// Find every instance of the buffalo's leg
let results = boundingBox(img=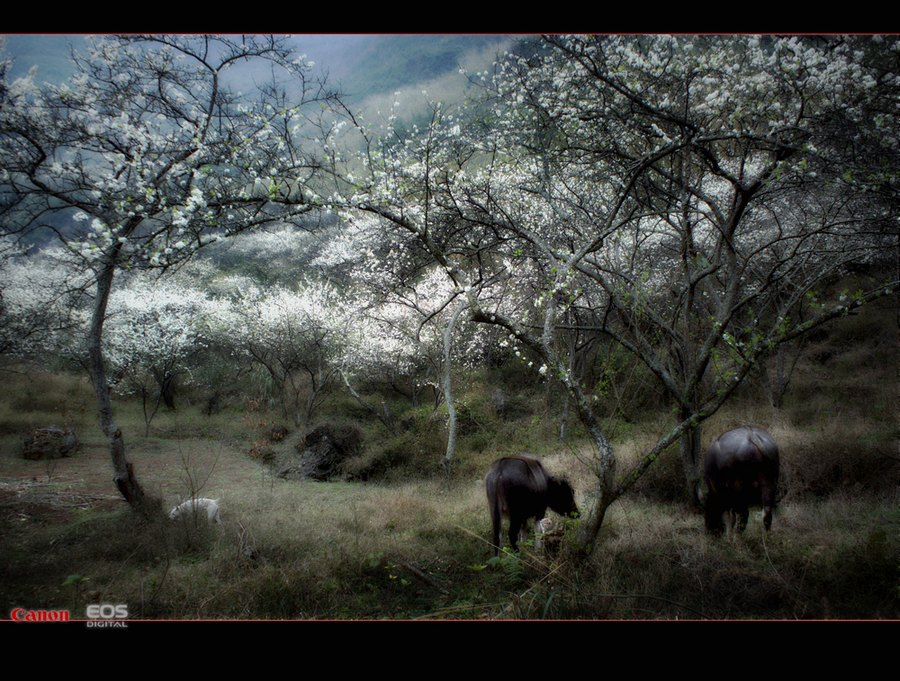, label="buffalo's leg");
[490,507,502,556]
[735,505,749,533]
[491,521,502,556]
[705,498,725,535]
[761,487,776,531]
[508,516,523,552]
[762,506,773,531]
